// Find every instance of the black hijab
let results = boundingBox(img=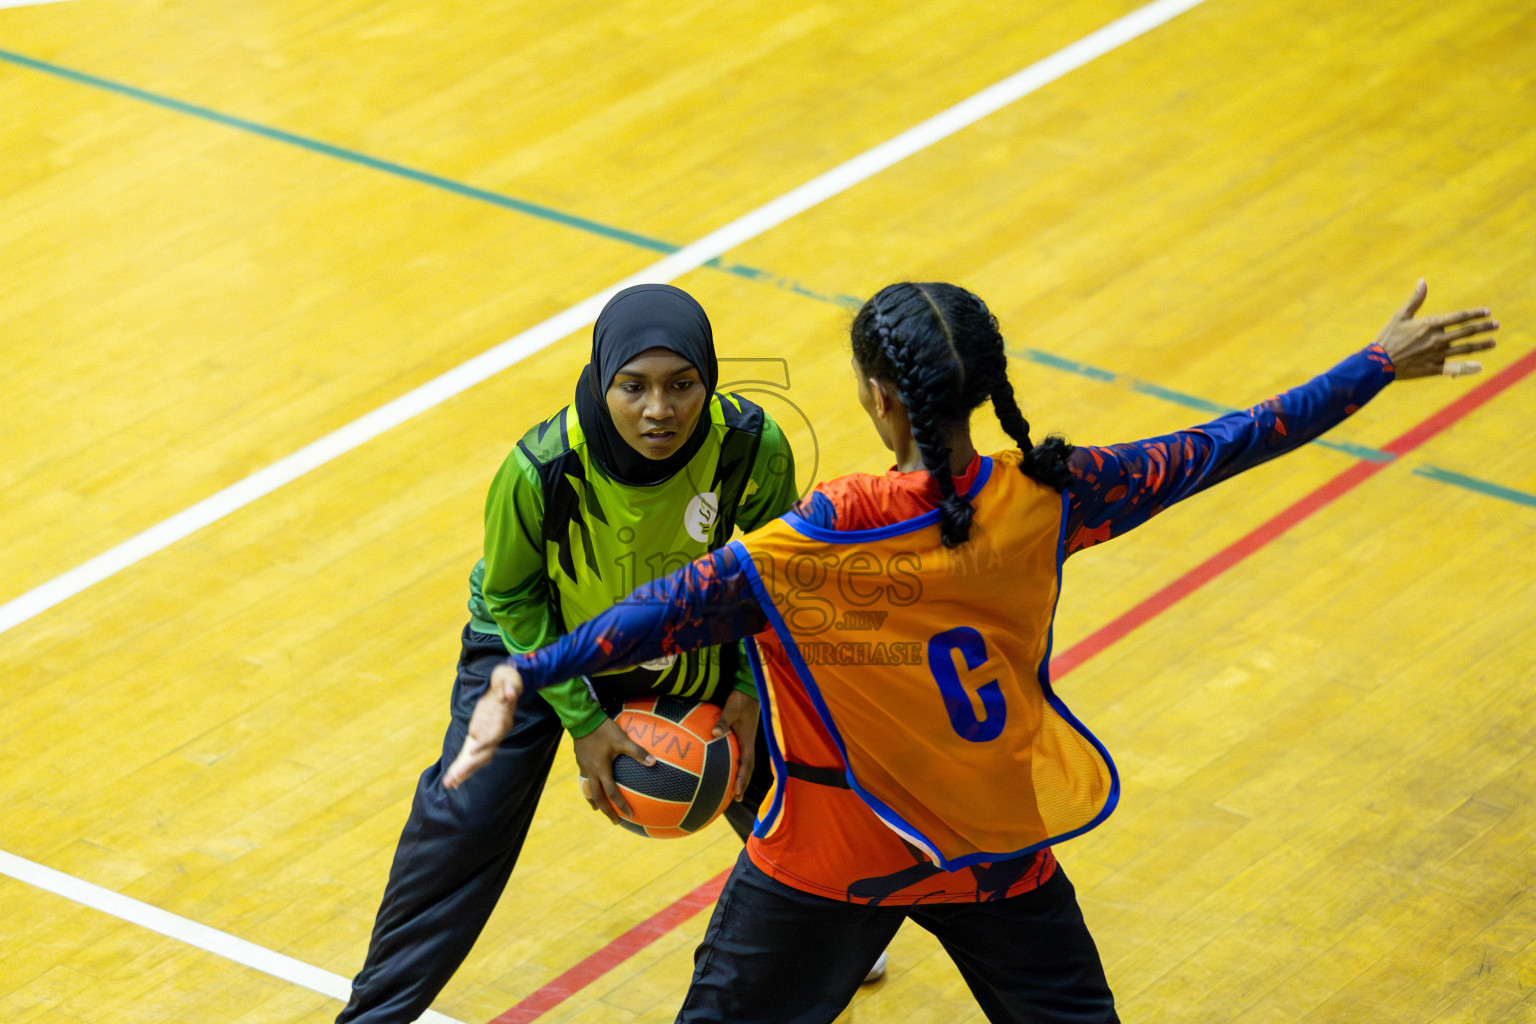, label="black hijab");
[574,284,719,486]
